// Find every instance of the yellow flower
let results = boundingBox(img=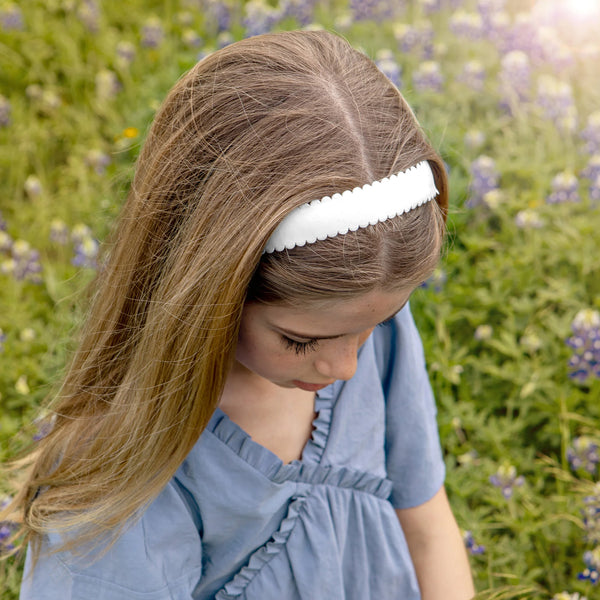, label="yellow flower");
[16,375,30,395]
[20,328,36,342]
[123,127,139,139]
